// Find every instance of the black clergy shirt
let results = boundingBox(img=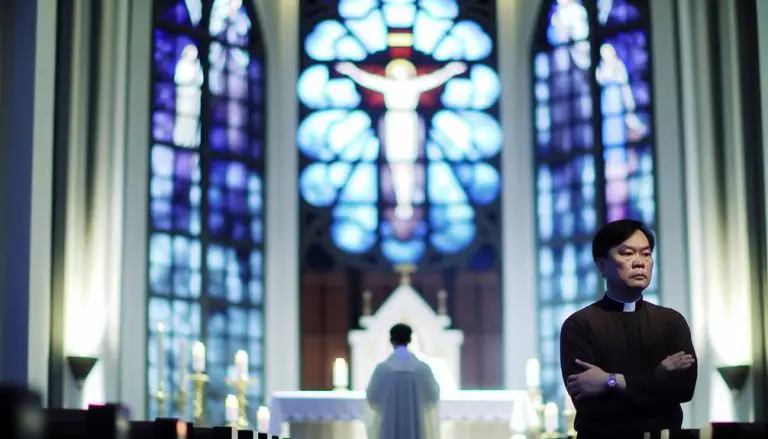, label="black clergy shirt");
[560,295,698,439]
